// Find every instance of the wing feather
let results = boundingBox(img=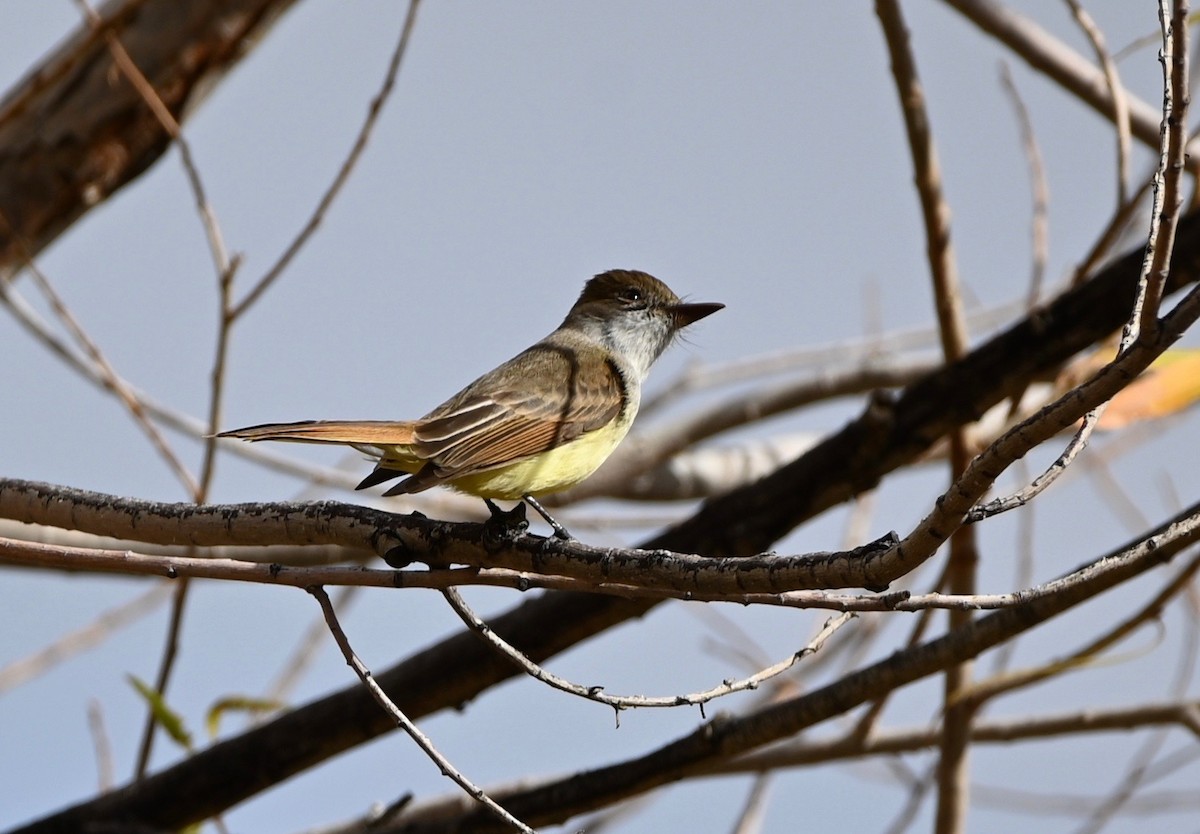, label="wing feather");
[408,343,626,483]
